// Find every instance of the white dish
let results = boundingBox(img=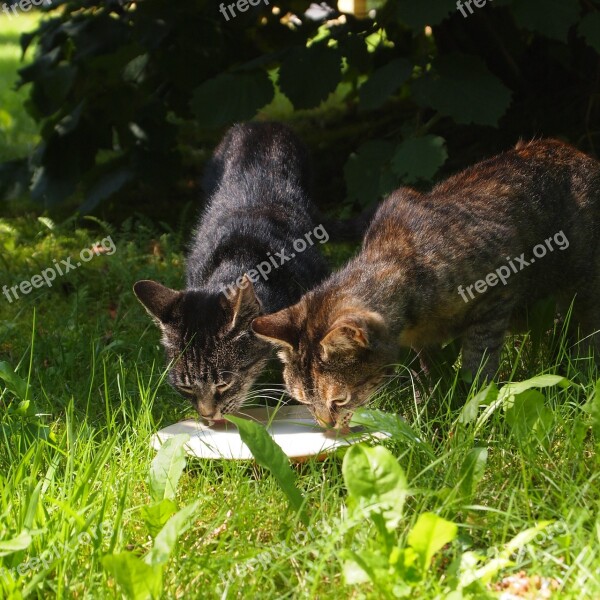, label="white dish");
[151,405,388,460]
